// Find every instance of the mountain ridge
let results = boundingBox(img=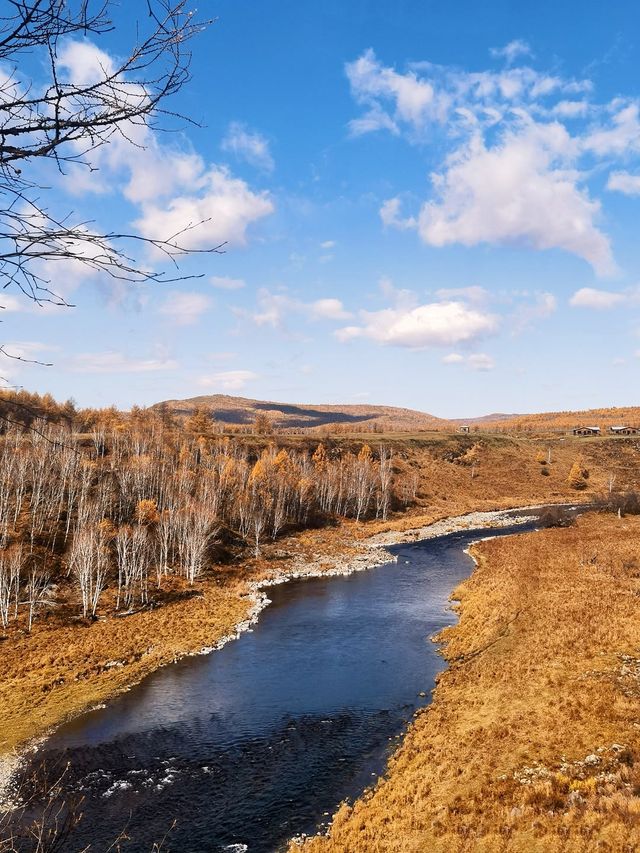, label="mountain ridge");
[152,394,640,434]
